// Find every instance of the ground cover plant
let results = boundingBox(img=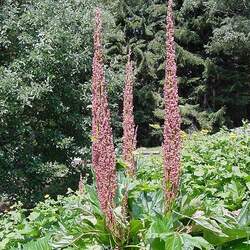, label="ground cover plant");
[0,126,249,249]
